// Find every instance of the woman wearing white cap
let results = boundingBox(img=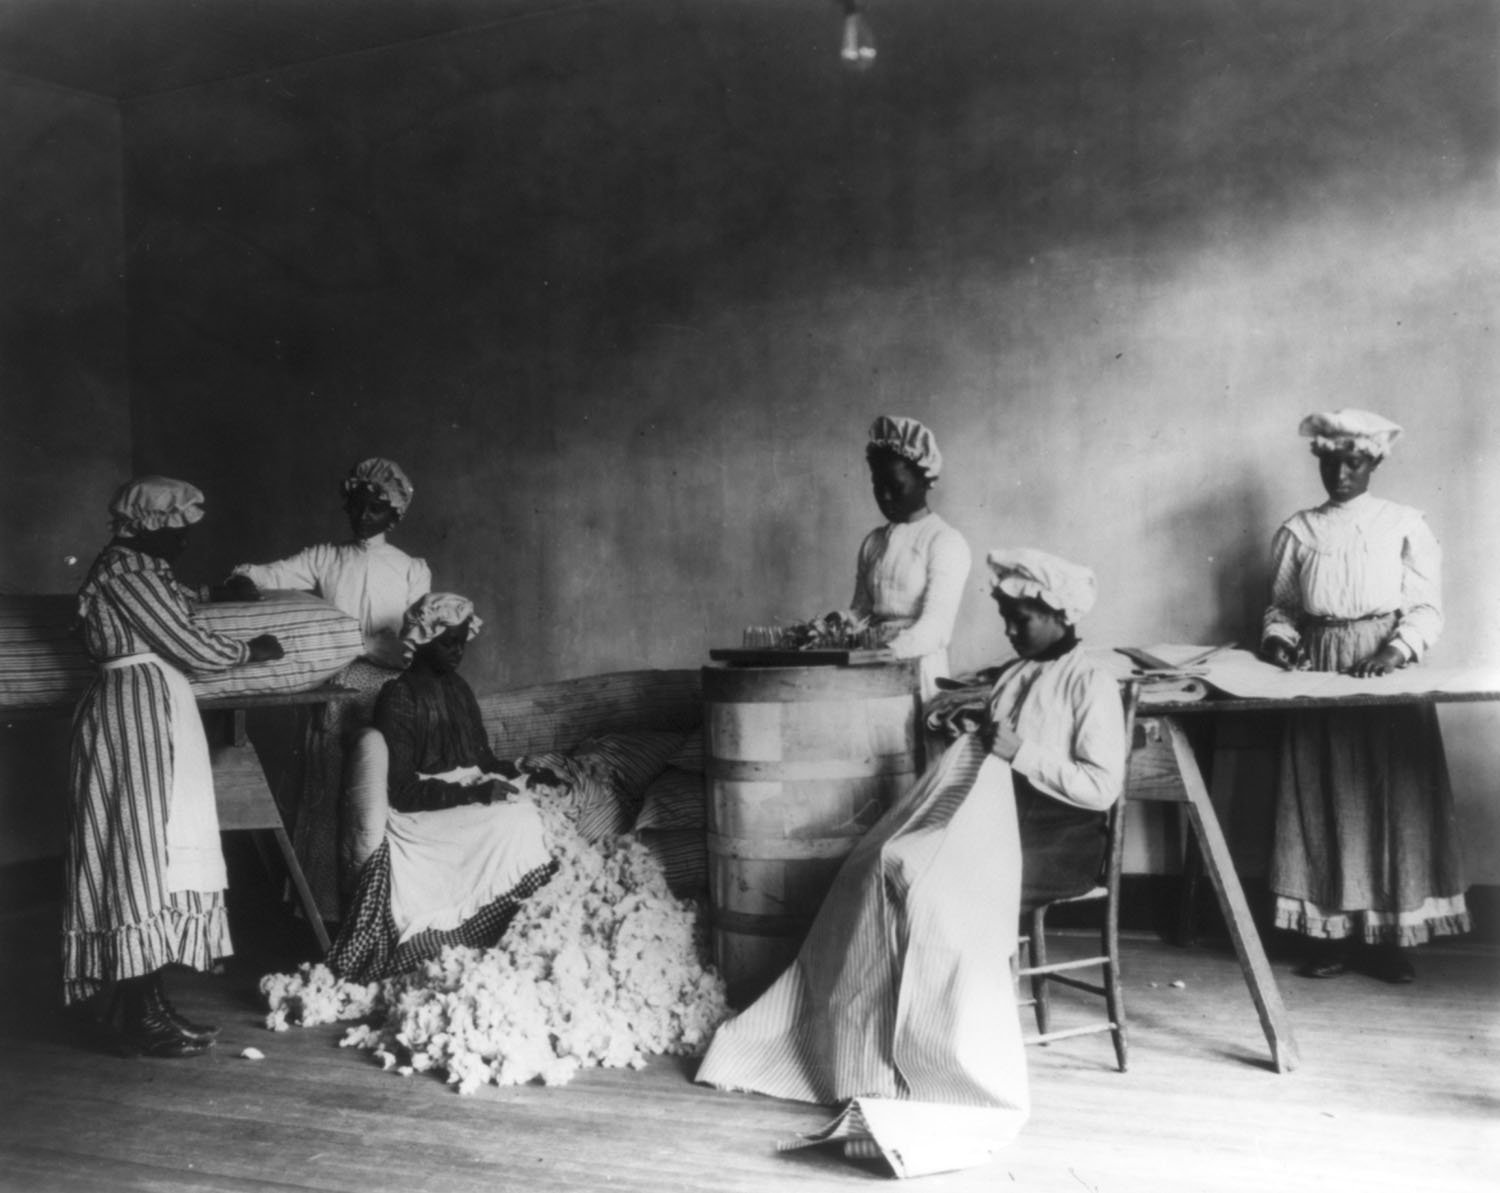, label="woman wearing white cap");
[67,477,284,1057]
[697,548,1127,1175]
[227,457,432,921]
[852,415,972,700]
[327,594,554,981]
[1260,410,1468,983]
